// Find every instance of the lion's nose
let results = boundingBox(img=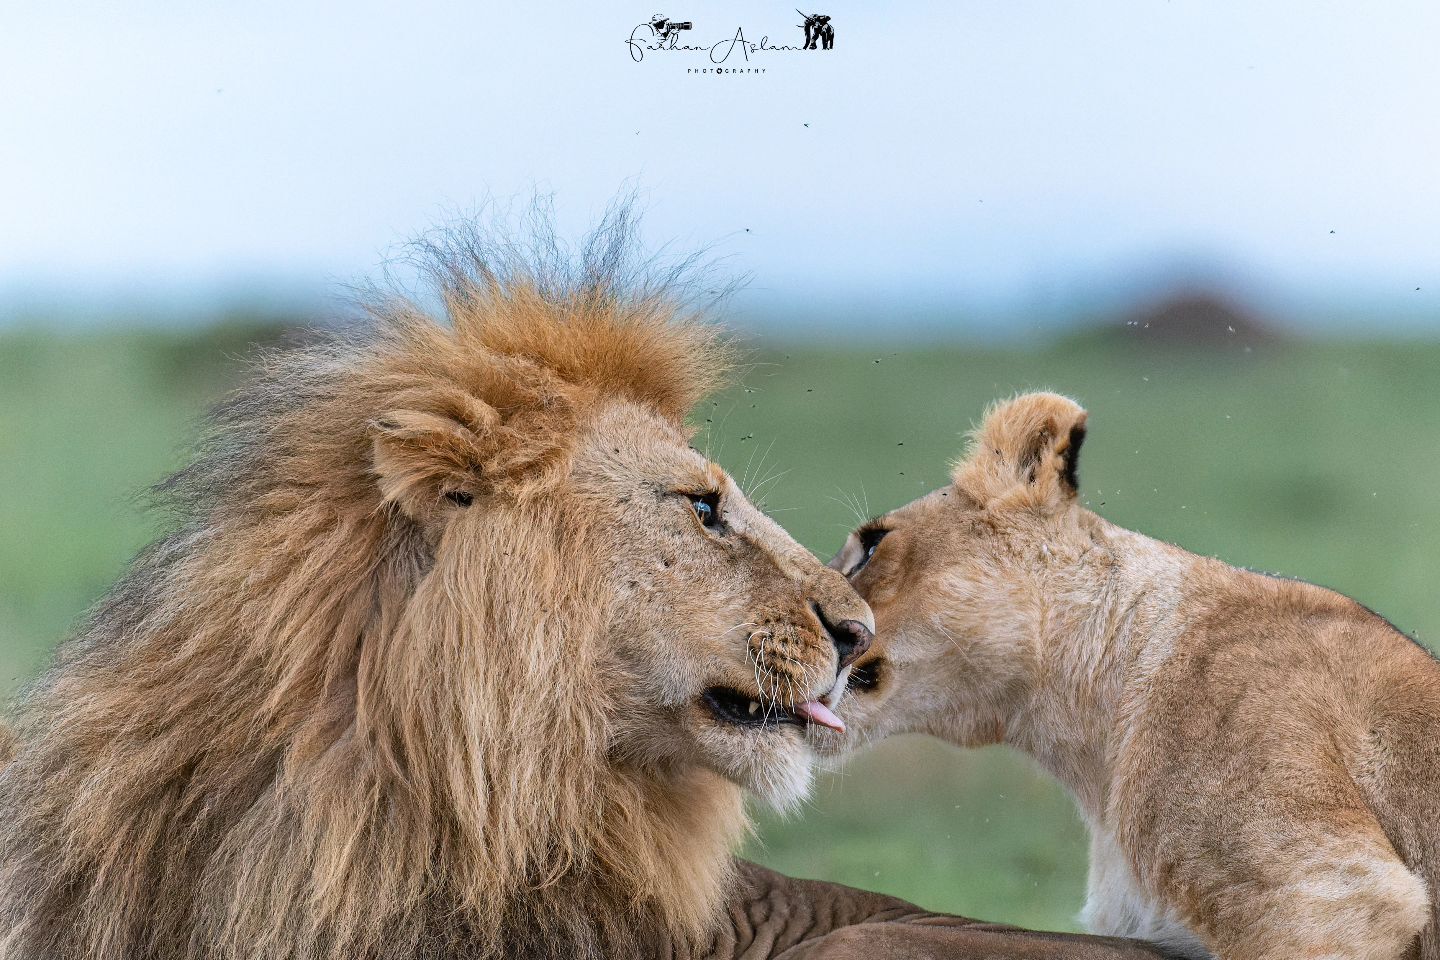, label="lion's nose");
[829,619,874,670]
[810,602,874,671]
